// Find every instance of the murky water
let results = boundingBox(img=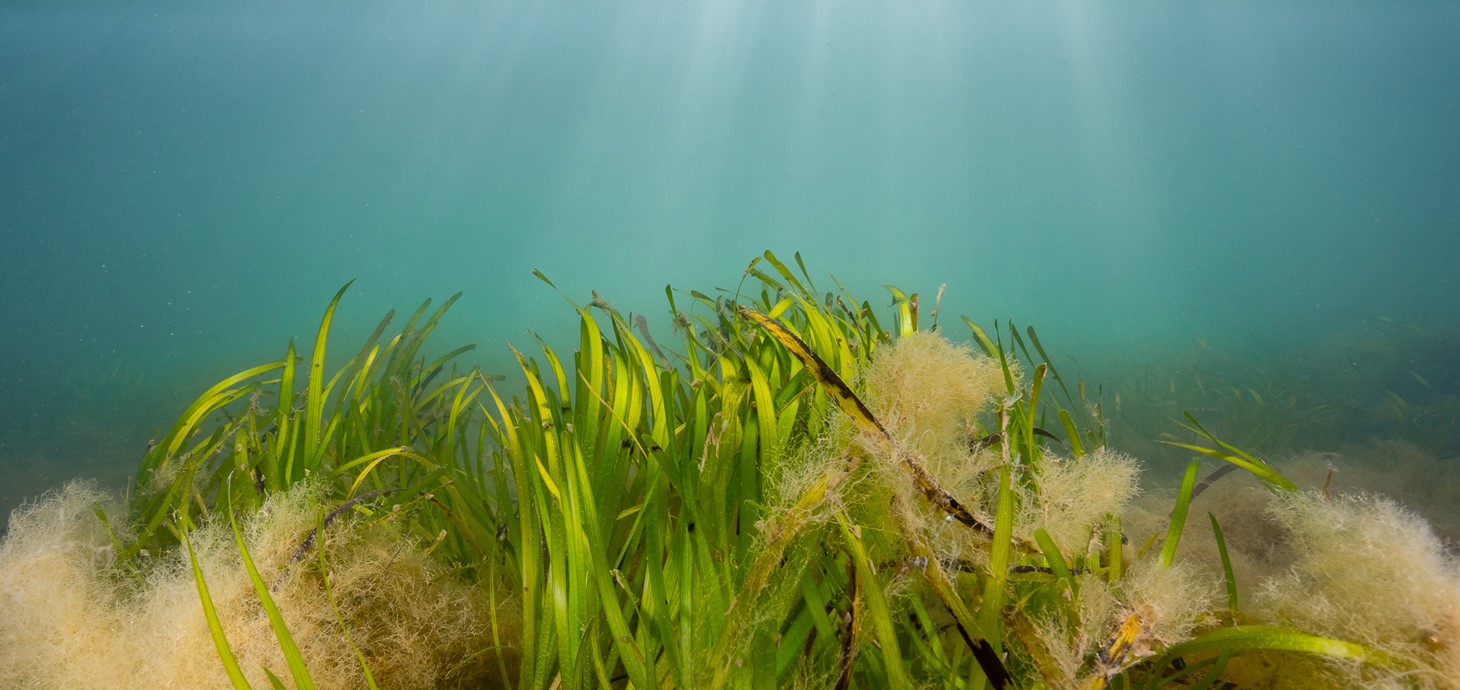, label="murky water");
[4,2,1458,529]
